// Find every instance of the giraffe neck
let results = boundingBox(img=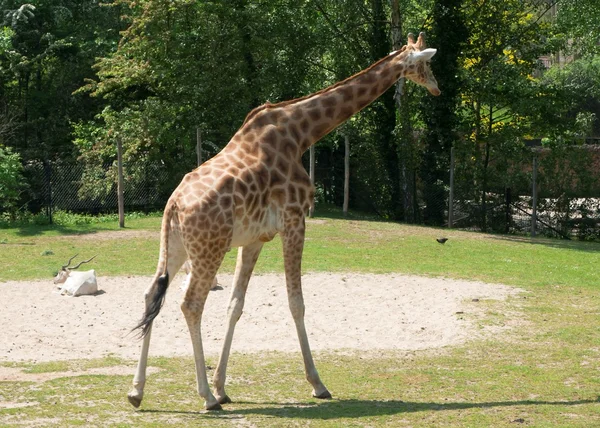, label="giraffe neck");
[234,47,413,158]
[287,47,412,153]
